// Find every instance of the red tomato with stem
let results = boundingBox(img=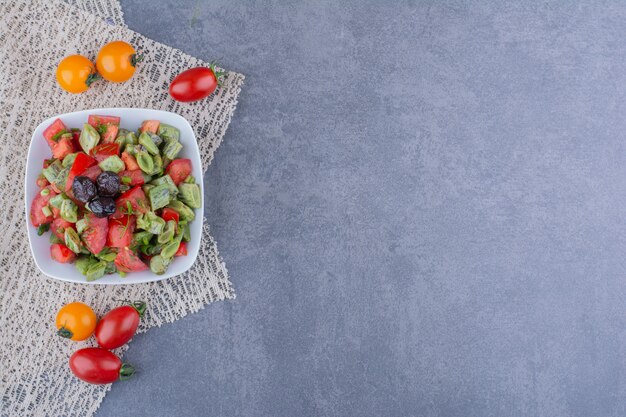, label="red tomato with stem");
[168,65,226,102]
[95,301,146,349]
[69,348,134,384]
